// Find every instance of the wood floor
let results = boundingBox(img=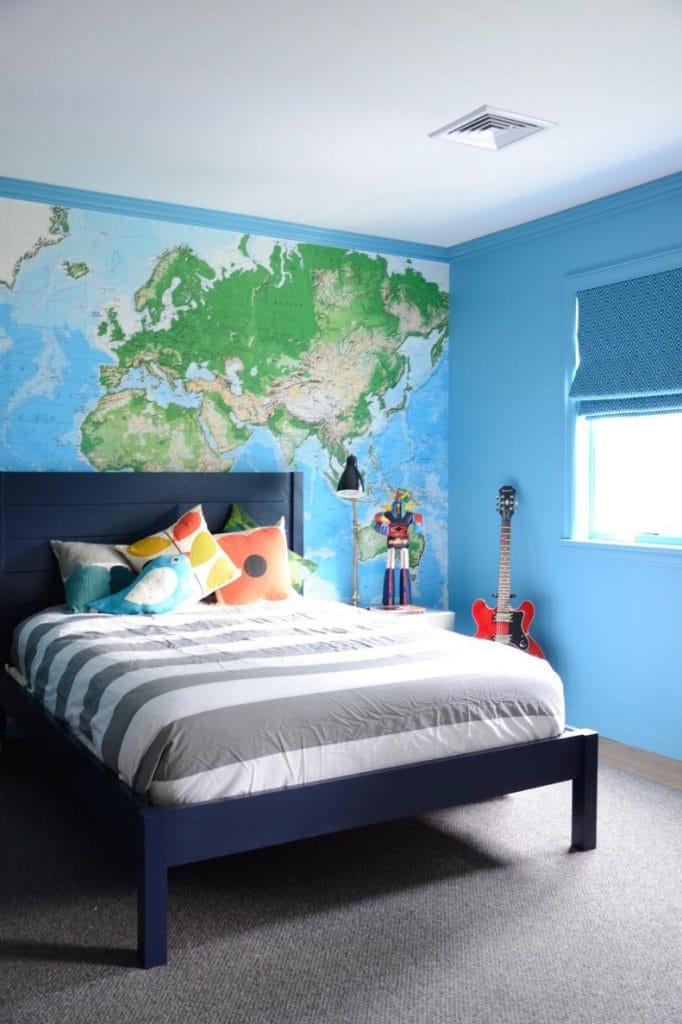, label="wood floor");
[599,737,682,790]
